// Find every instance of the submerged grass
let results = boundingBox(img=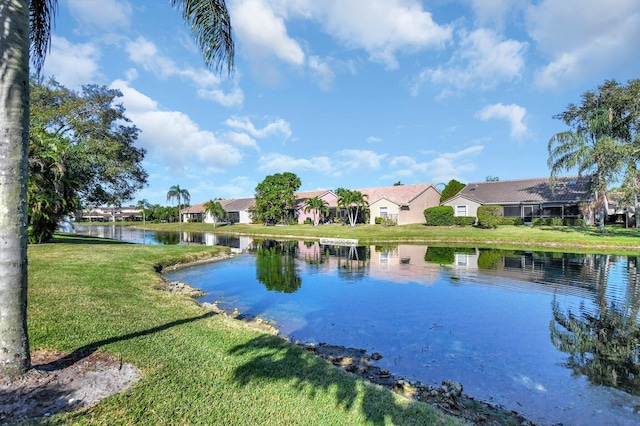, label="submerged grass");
[27,234,464,425]
[127,222,640,255]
